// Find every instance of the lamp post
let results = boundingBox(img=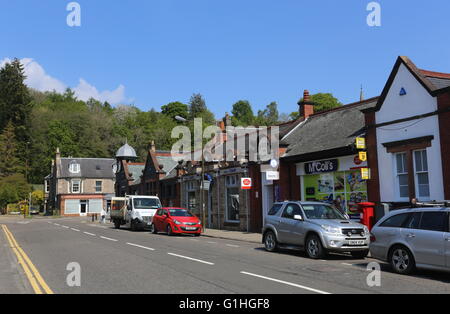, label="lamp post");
[175,116,207,231]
